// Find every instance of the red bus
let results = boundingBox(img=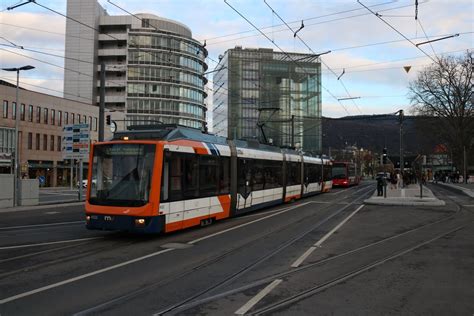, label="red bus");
[331,161,360,187]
